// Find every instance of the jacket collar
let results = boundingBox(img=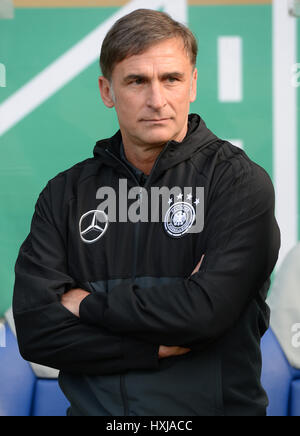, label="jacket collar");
[93,114,220,183]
